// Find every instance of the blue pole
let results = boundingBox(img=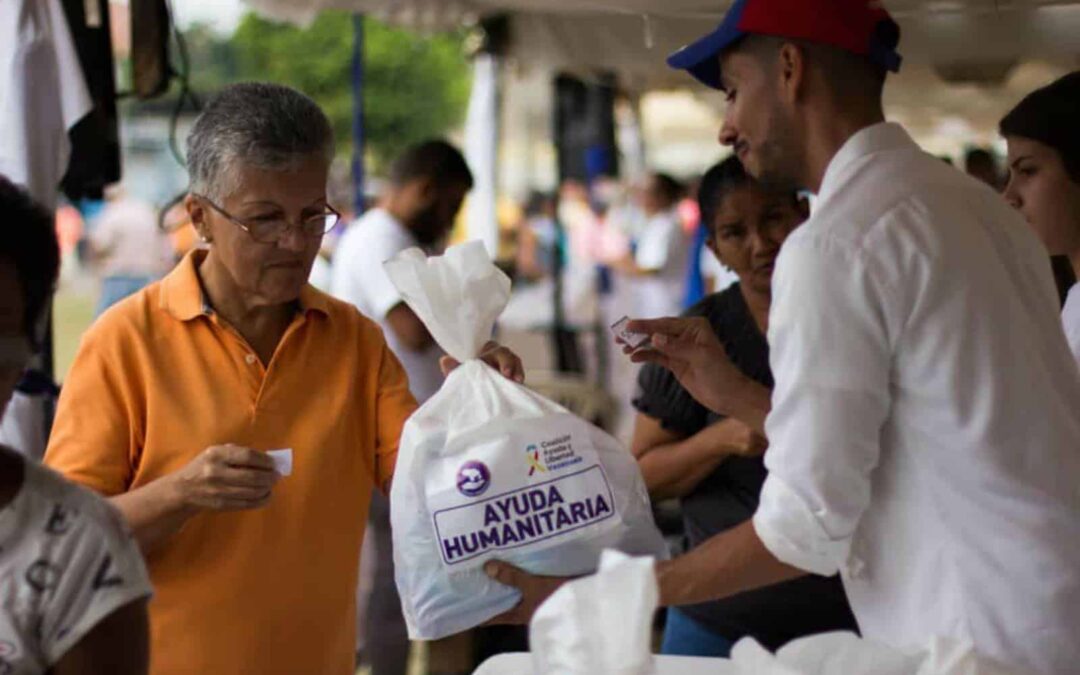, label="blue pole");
[351,14,365,216]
